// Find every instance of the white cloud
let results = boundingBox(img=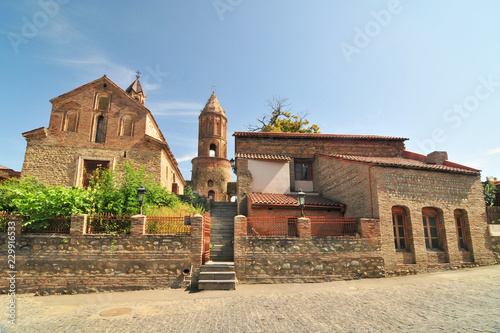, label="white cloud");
[486,147,500,155]
[148,101,203,117]
[176,153,197,163]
